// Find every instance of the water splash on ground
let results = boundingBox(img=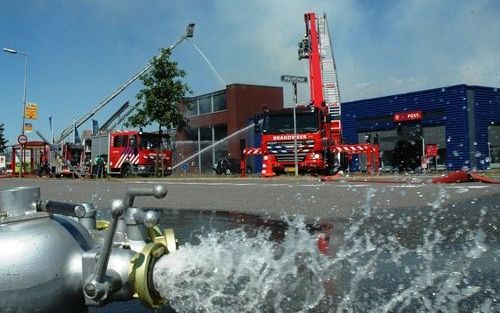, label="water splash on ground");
[153,190,499,312]
[154,216,327,312]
